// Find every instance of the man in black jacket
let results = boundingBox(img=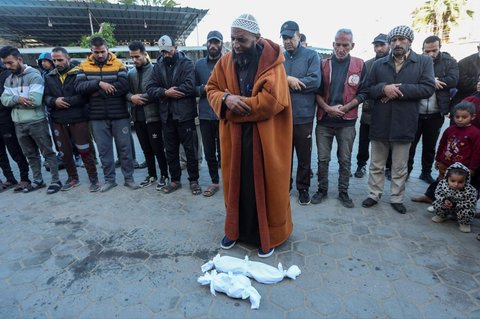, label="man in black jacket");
[44,47,99,192]
[75,37,138,192]
[0,60,30,192]
[408,36,459,186]
[146,35,200,195]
